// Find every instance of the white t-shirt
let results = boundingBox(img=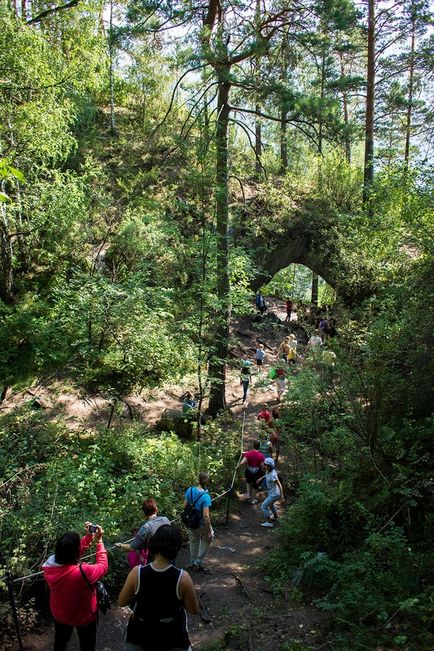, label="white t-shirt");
[265,469,280,498]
